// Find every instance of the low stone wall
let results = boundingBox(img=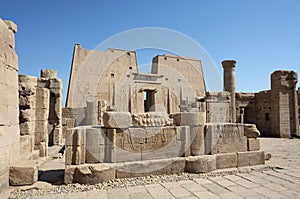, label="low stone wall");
[65,113,265,184]
[65,151,266,184]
